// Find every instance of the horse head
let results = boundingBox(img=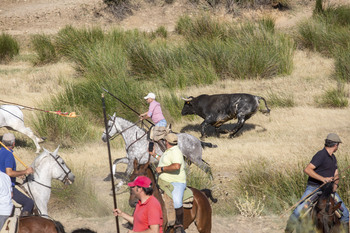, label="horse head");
[313,182,341,233]
[101,113,122,142]
[34,146,75,185]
